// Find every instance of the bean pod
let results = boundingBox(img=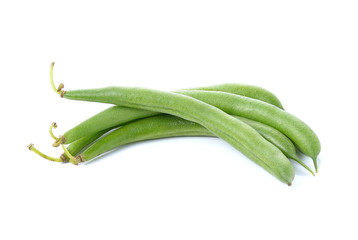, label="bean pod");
[176,90,321,171]
[54,84,284,146]
[60,86,295,184]
[62,114,313,175]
